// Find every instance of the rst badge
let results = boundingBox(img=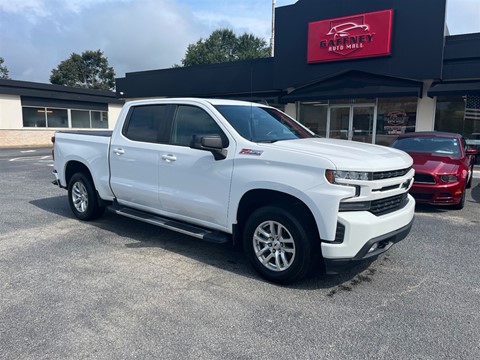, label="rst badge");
[239,149,263,156]
[307,9,393,63]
